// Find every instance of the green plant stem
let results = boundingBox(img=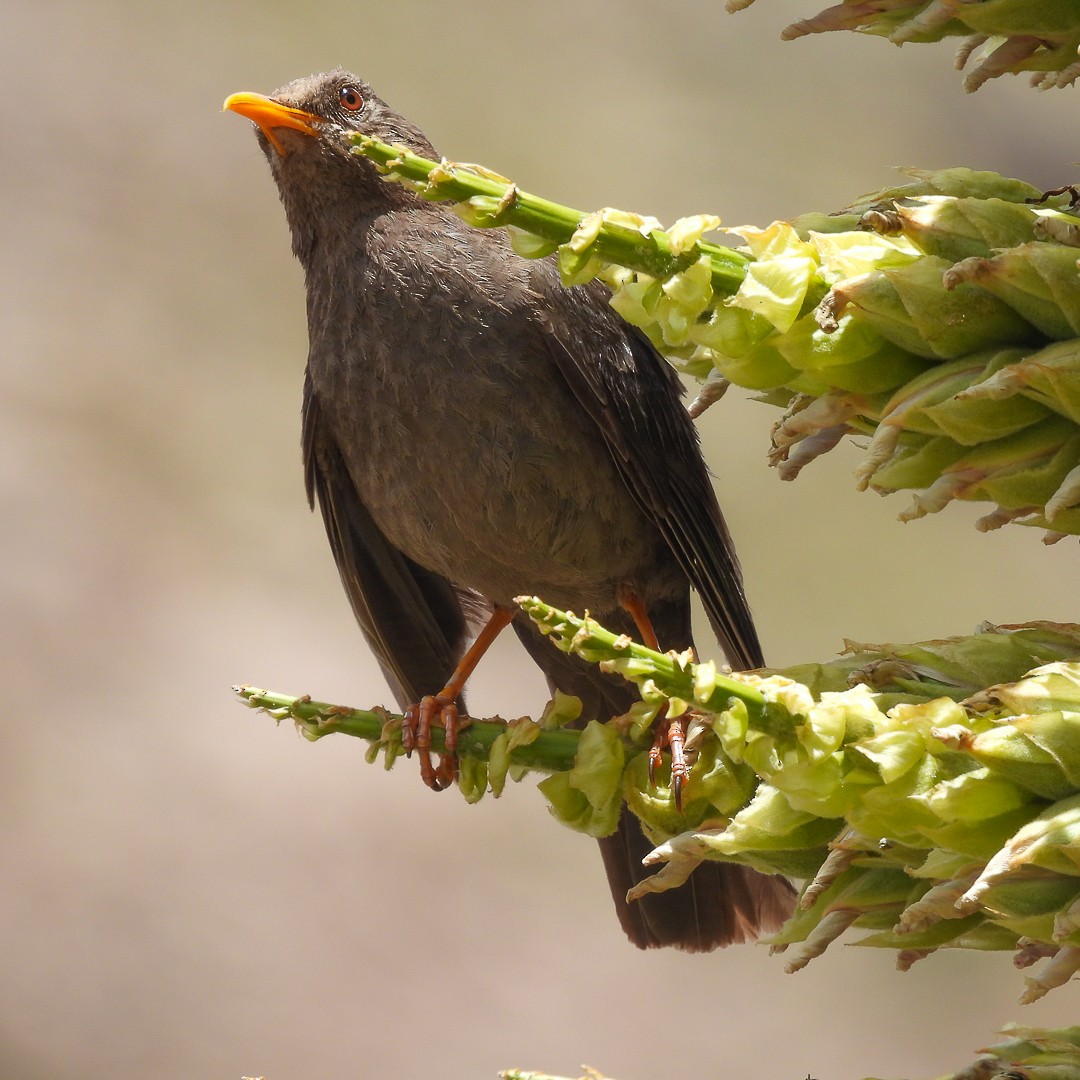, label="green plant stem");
[515,595,770,721]
[235,600,777,771]
[349,133,750,294]
[233,685,581,772]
